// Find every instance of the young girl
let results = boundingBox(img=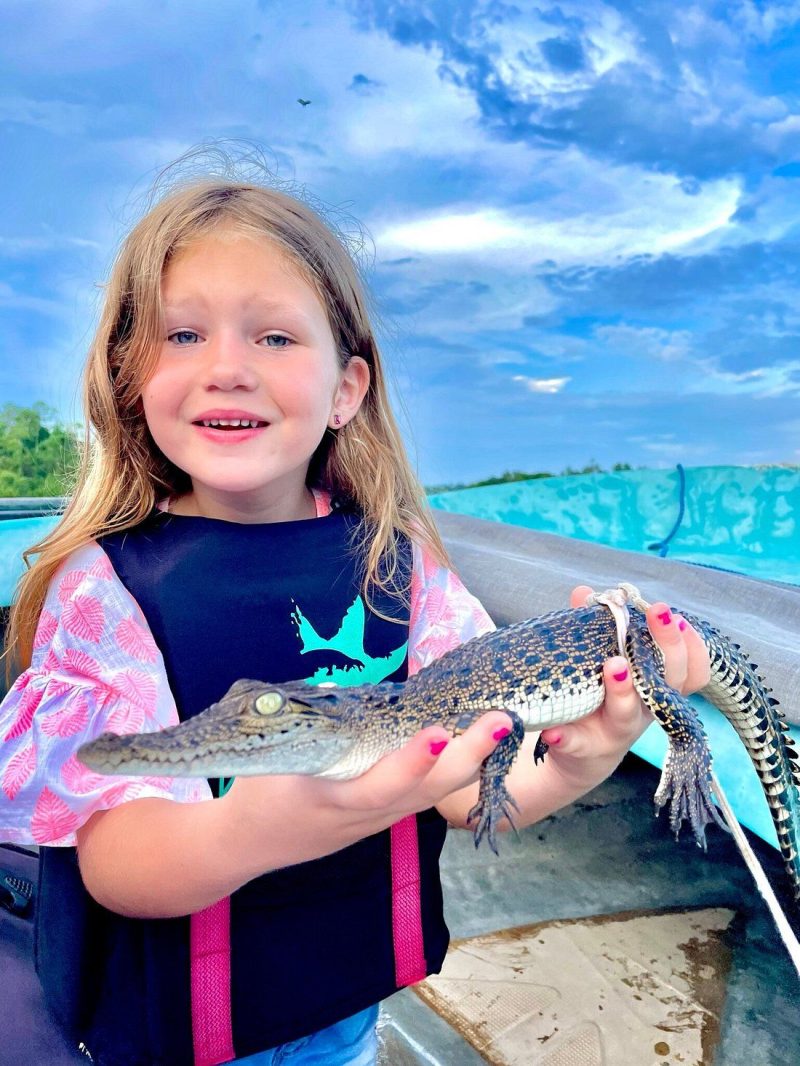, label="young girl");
[0,177,709,1066]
